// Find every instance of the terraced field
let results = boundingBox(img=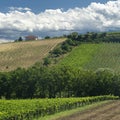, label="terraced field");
[0,38,66,71]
